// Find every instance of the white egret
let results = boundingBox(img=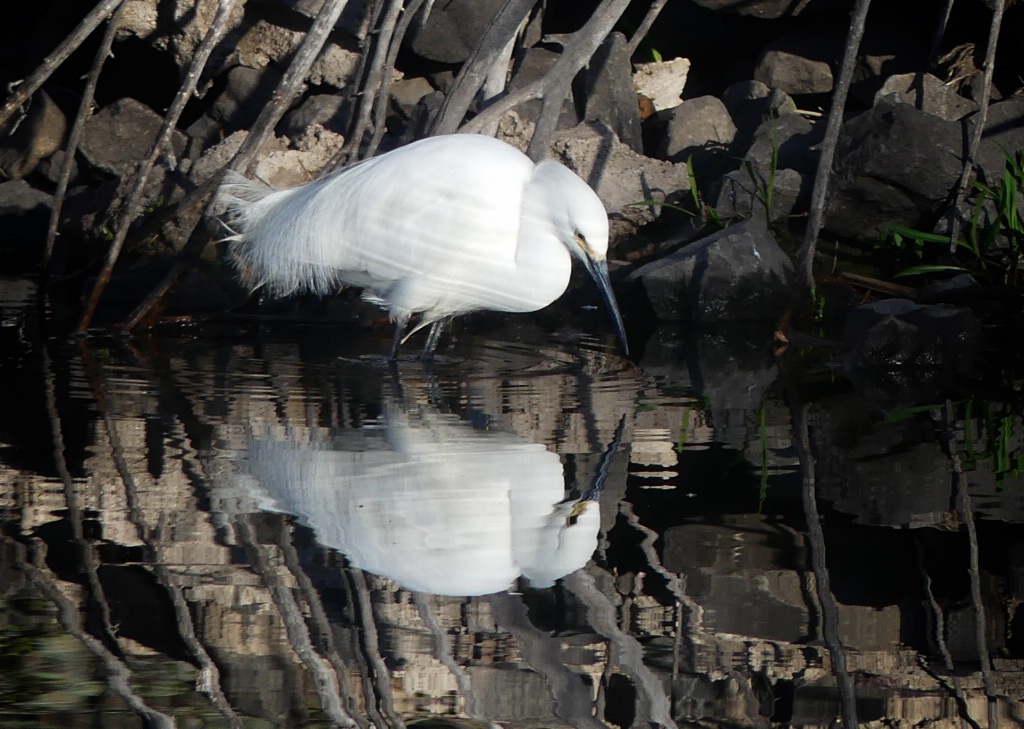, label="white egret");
[219,134,628,358]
